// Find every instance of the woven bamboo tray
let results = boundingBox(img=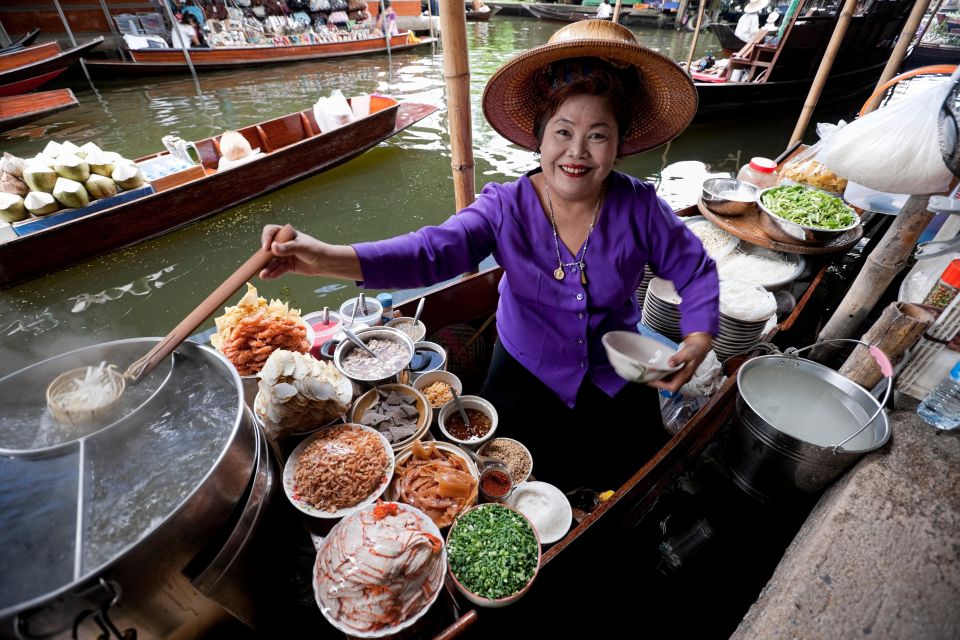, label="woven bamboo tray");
[697,198,862,255]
